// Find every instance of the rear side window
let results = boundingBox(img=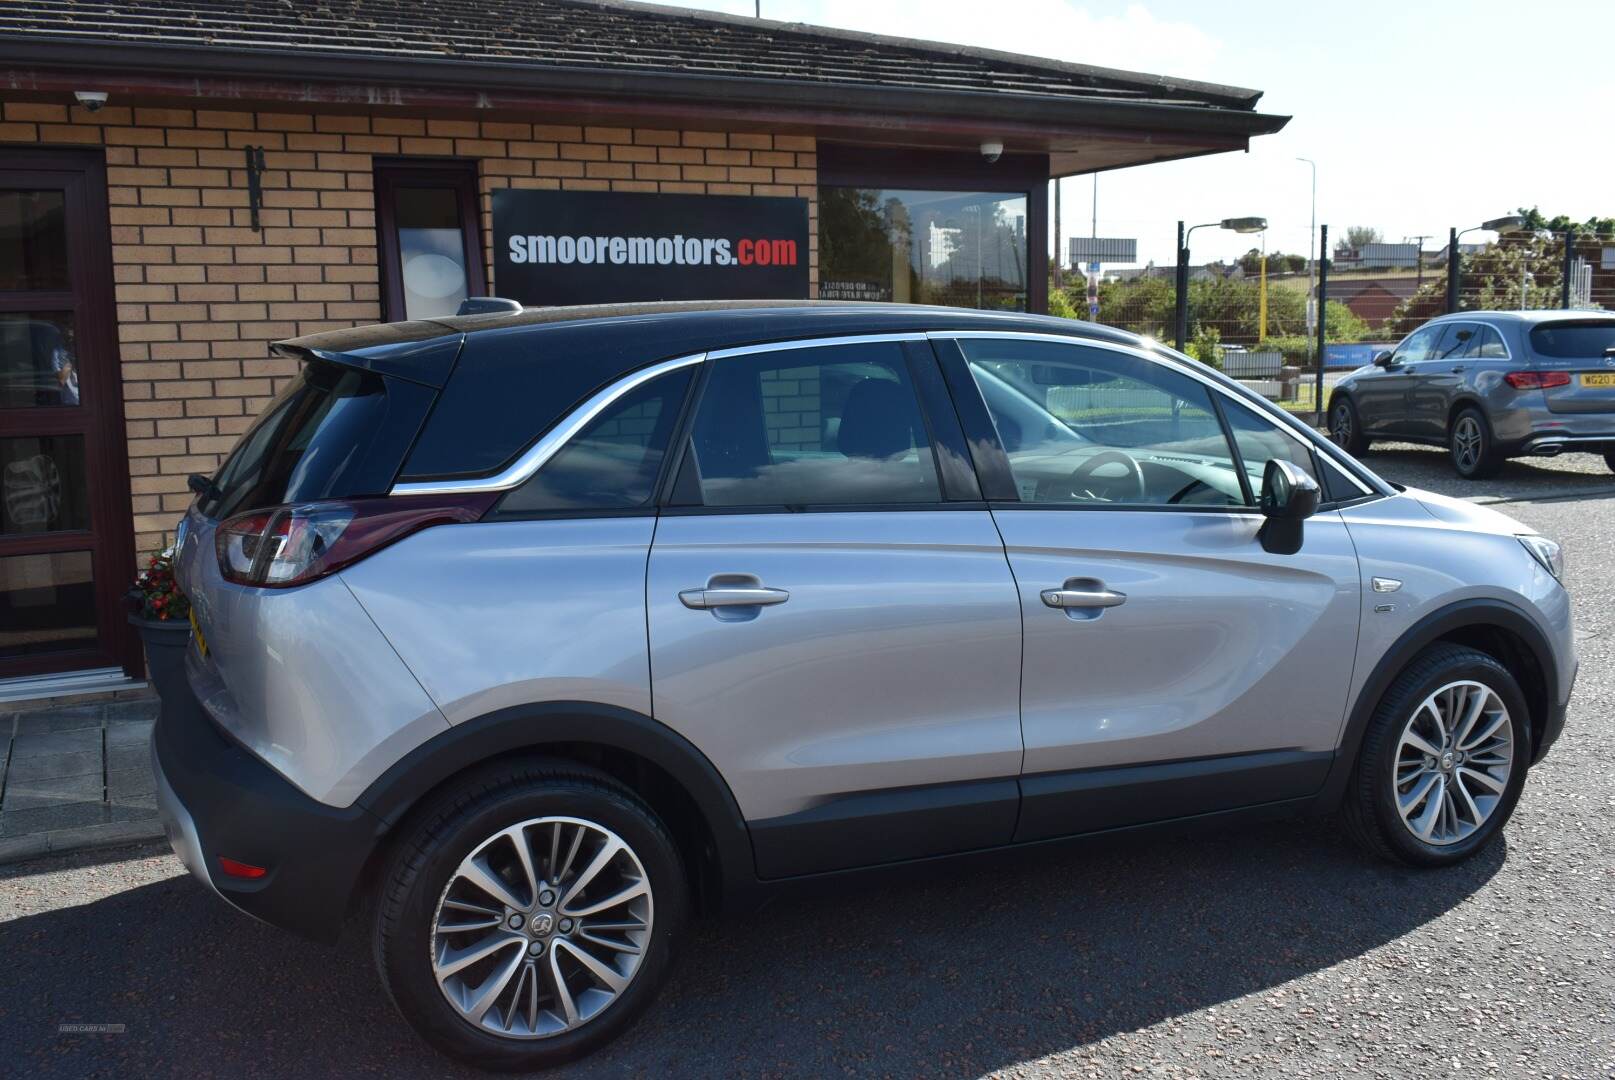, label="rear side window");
[683,341,940,507]
[1469,325,1508,358]
[199,359,424,519]
[1530,321,1615,358]
[496,367,692,514]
